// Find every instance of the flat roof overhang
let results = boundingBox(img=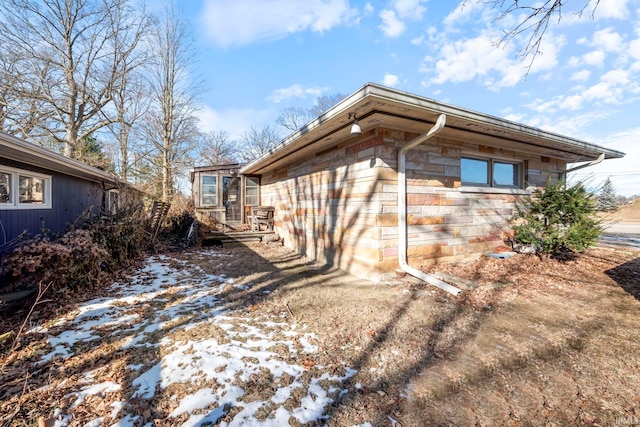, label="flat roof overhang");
[241,83,625,175]
[0,131,119,185]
